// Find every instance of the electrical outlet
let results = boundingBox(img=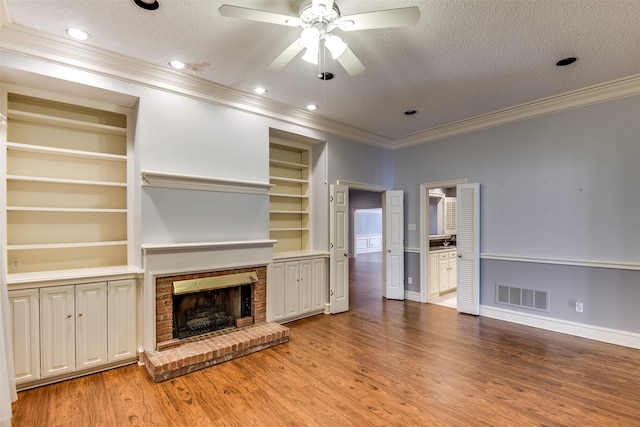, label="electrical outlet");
[10,259,20,270]
[575,299,584,313]
[408,224,416,231]
[407,276,413,285]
